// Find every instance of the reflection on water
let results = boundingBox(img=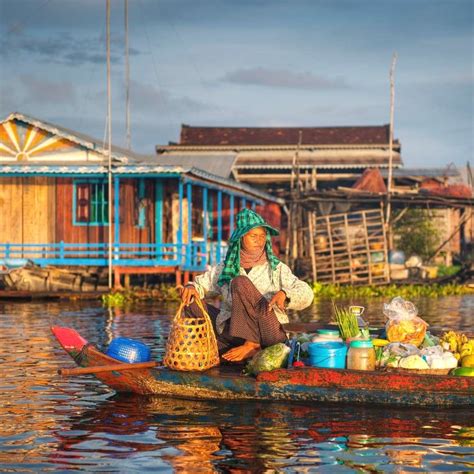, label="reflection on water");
[0,297,473,472]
